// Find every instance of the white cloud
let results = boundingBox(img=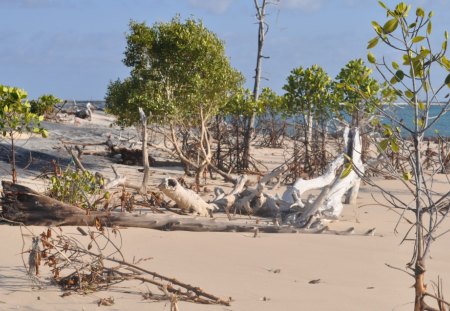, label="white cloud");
[187,0,235,14]
[279,0,325,12]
